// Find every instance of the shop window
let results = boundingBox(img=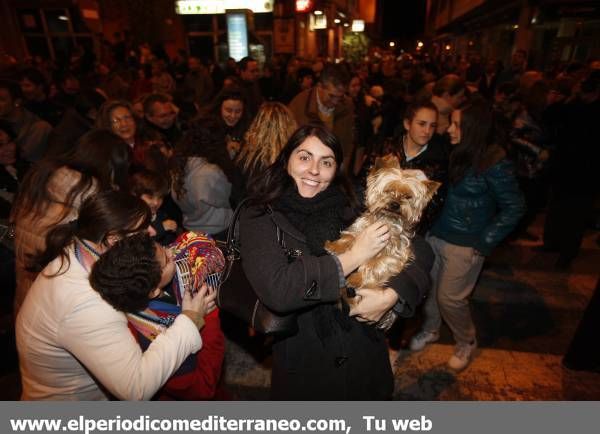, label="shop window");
[217,14,227,32]
[18,9,44,33]
[51,37,74,63]
[69,8,91,33]
[254,13,273,31]
[183,15,213,32]
[44,9,70,33]
[189,36,214,59]
[17,7,93,62]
